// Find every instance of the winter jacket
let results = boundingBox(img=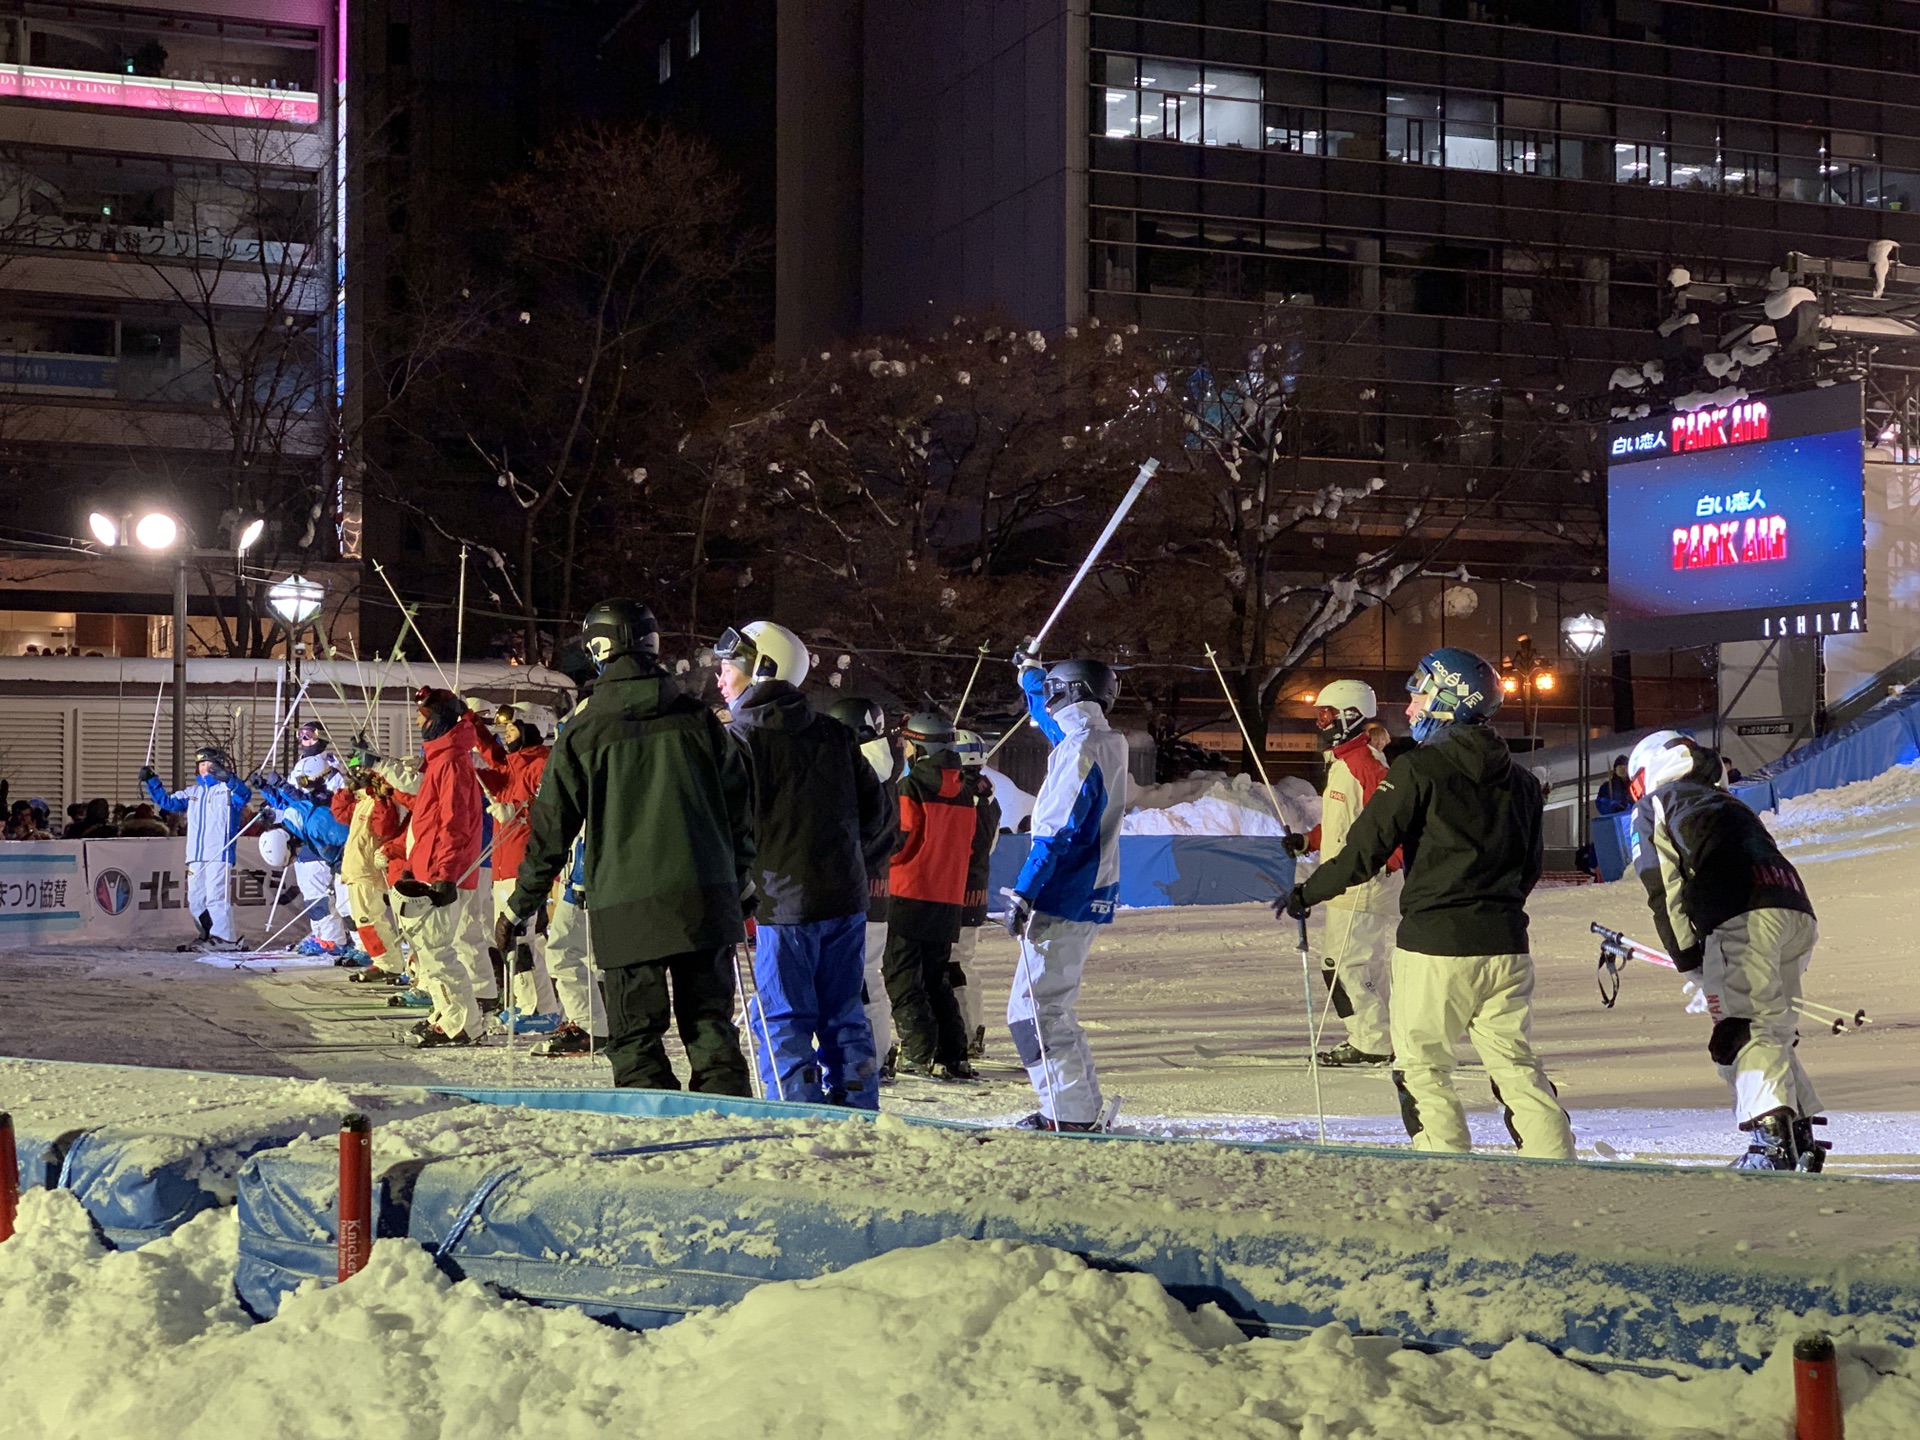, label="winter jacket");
[510,657,753,966]
[474,732,550,881]
[727,679,892,926]
[960,770,1002,927]
[889,754,982,943]
[1595,773,1634,816]
[404,712,487,888]
[260,782,348,868]
[144,772,252,866]
[1310,732,1402,915]
[1298,722,1543,957]
[1012,666,1127,924]
[292,747,345,794]
[1629,779,1813,972]
[331,788,402,887]
[865,770,900,924]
